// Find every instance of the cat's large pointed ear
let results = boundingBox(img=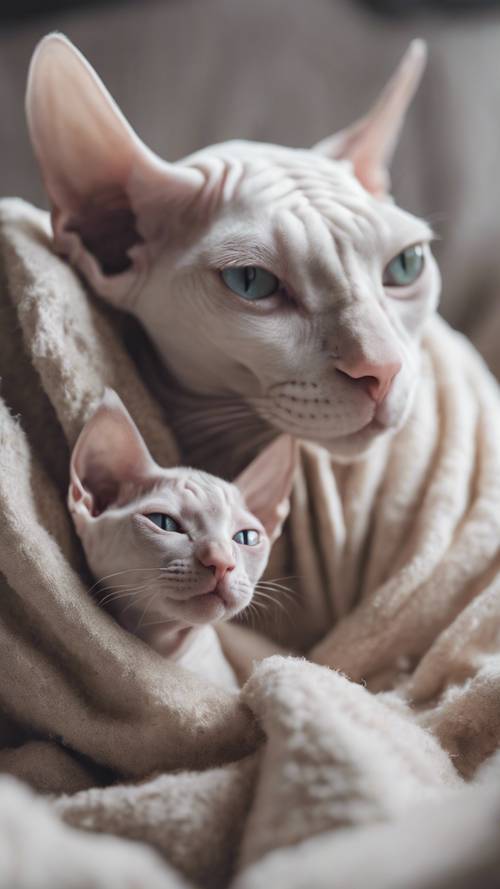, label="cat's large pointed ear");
[69,389,158,523]
[26,34,204,307]
[313,39,427,197]
[234,436,298,544]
